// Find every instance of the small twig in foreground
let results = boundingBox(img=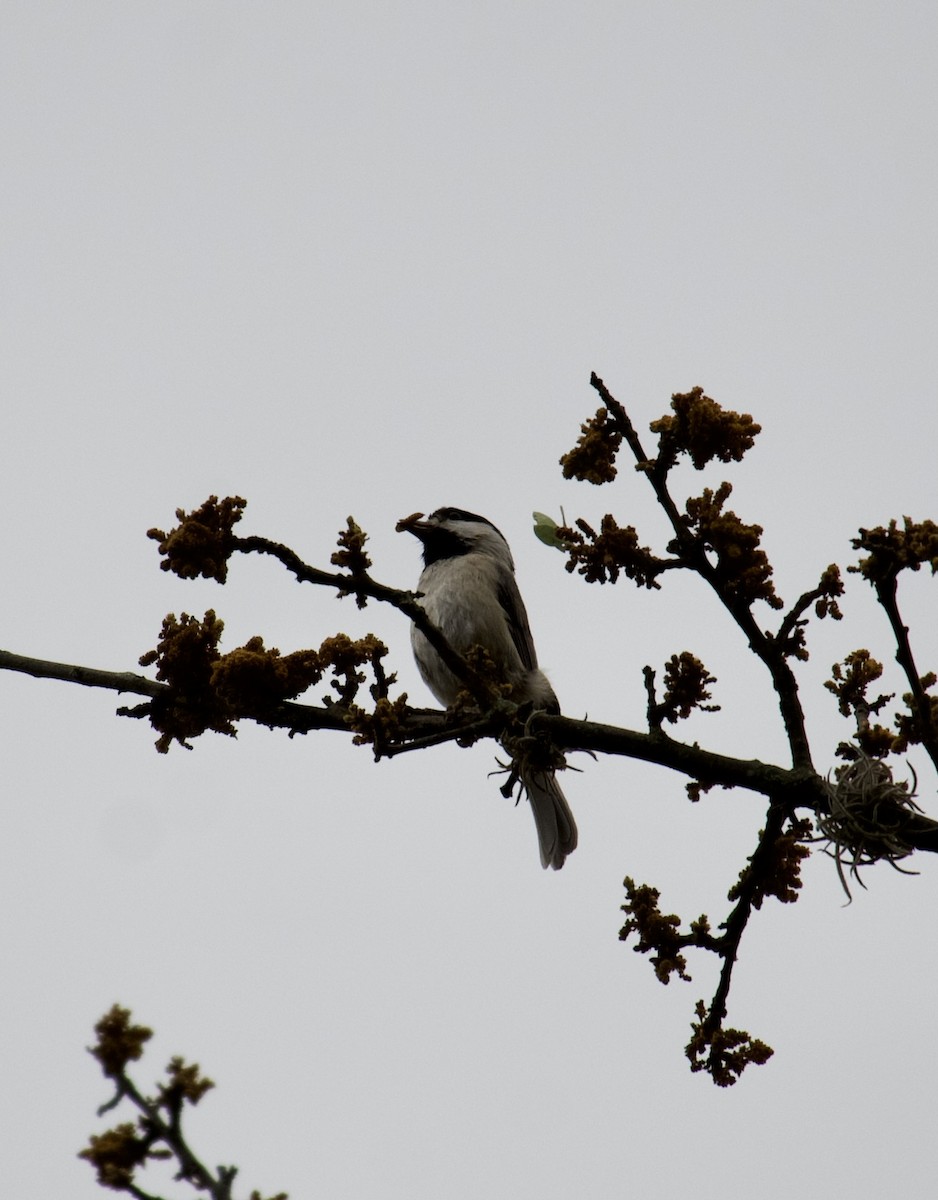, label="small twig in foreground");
[80,1005,287,1200]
